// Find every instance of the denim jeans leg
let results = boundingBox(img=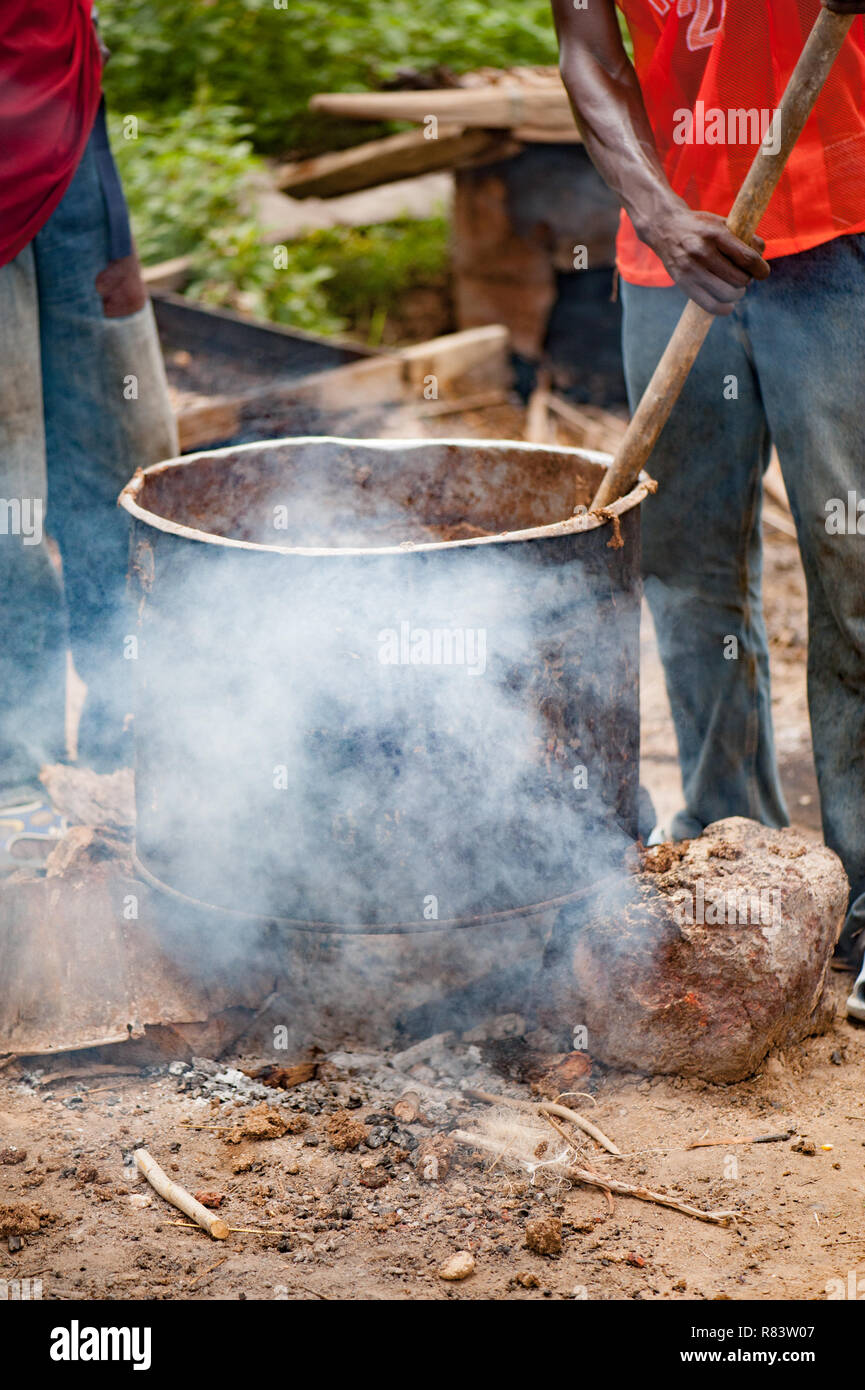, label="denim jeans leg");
[0,243,68,792]
[744,234,865,960]
[32,135,178,771]
[621,279,788,839]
